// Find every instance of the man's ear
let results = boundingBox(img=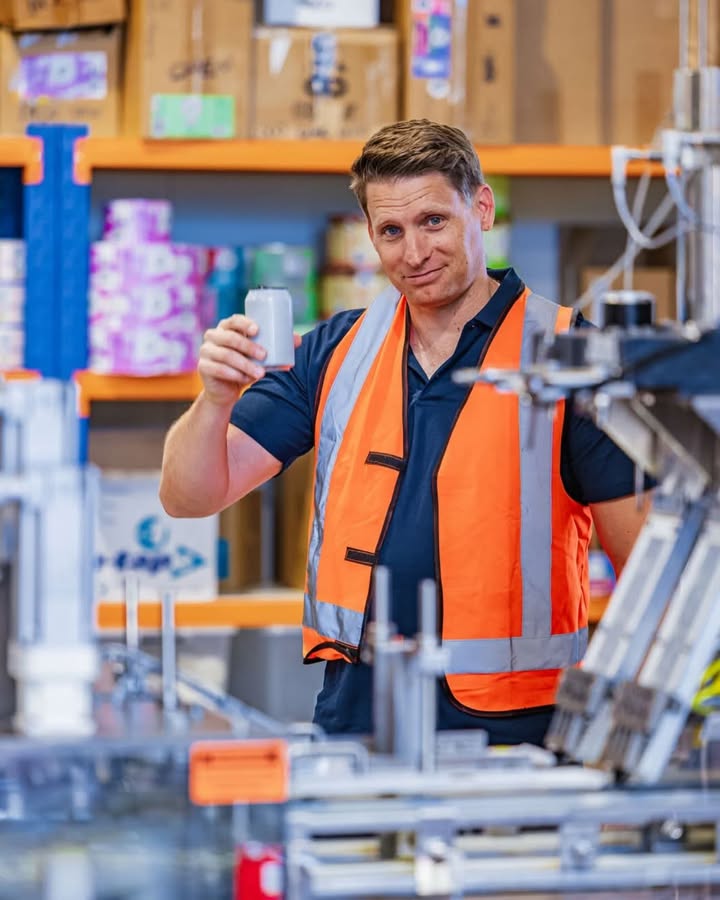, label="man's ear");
[476,183,496,232]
